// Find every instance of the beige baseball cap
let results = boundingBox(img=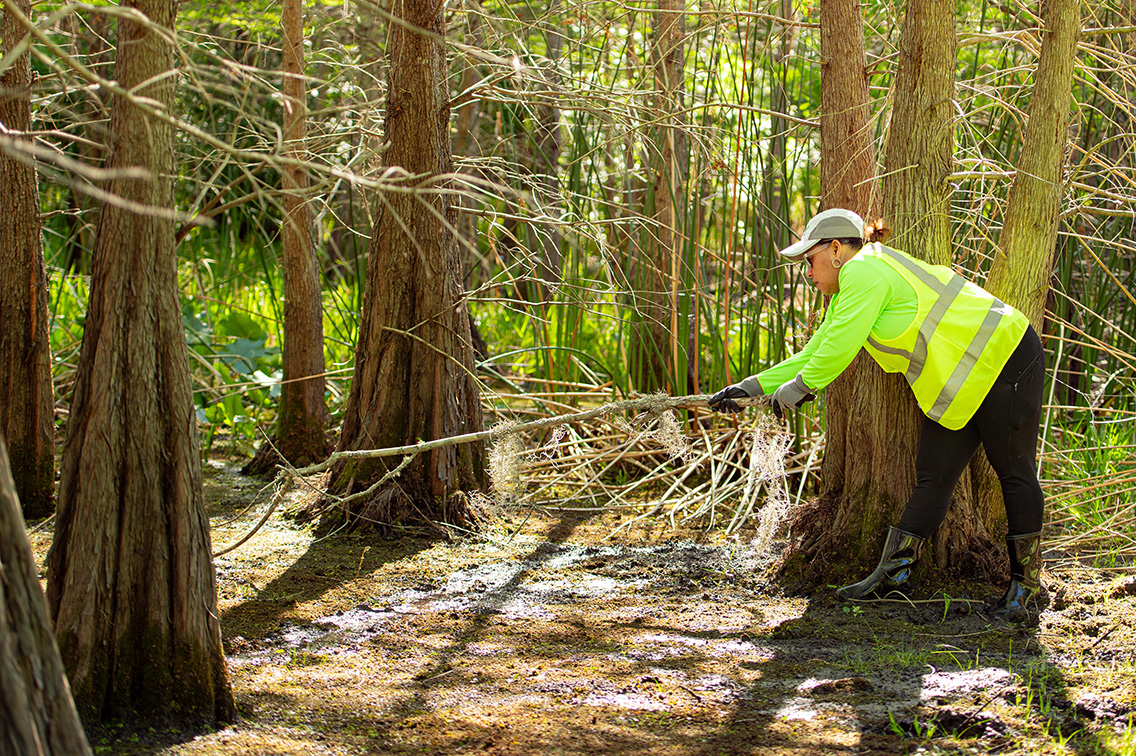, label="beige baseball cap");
[778,208,865,260]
